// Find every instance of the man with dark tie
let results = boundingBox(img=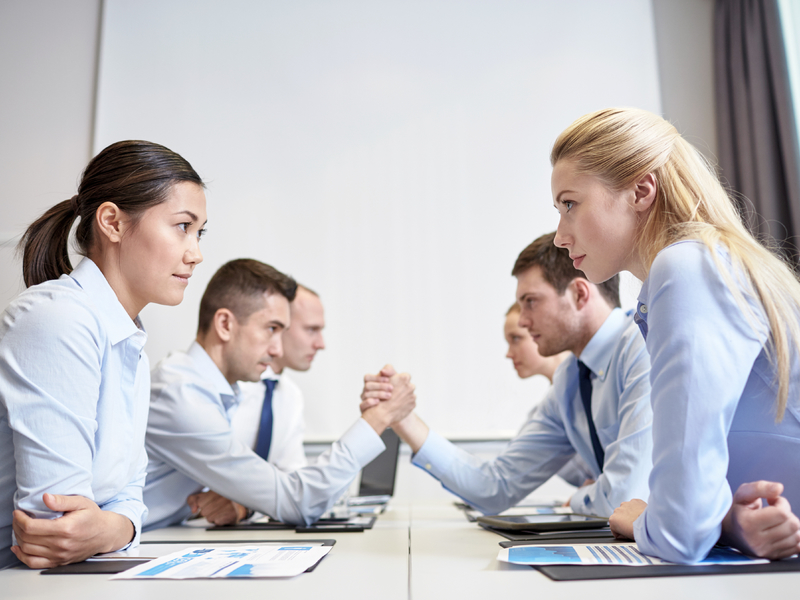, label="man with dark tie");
[142,259,416,530]
[229,285,326,473]
[362,233,653,517]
